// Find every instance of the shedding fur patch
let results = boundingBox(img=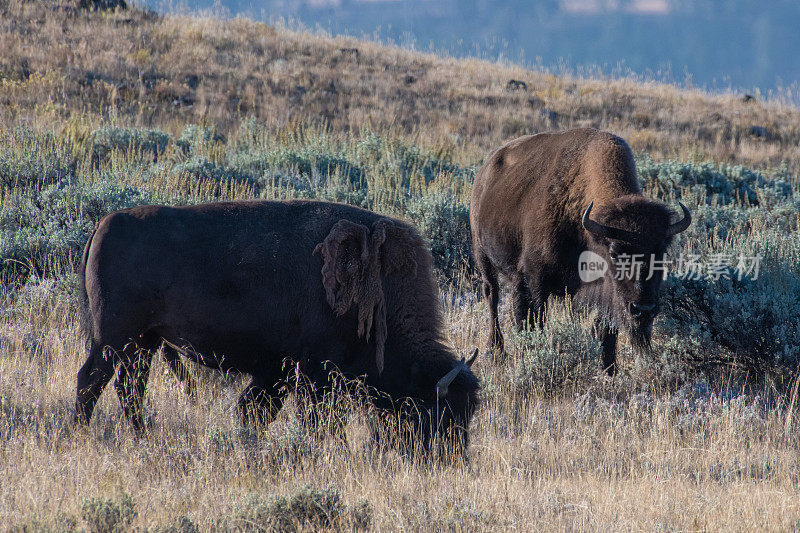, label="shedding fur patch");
[314,218,394,373]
